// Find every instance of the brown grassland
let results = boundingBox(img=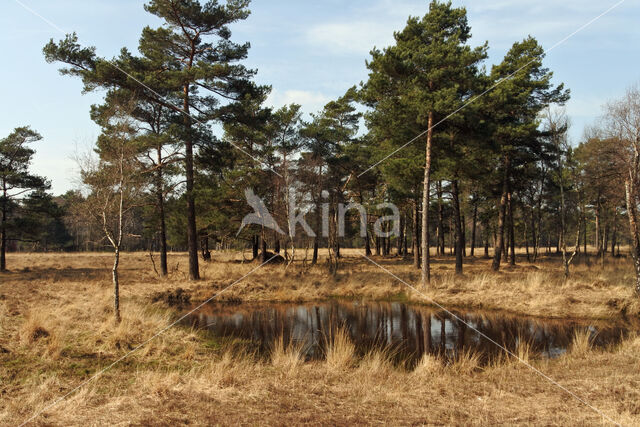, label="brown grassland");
[1,250,640,425]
